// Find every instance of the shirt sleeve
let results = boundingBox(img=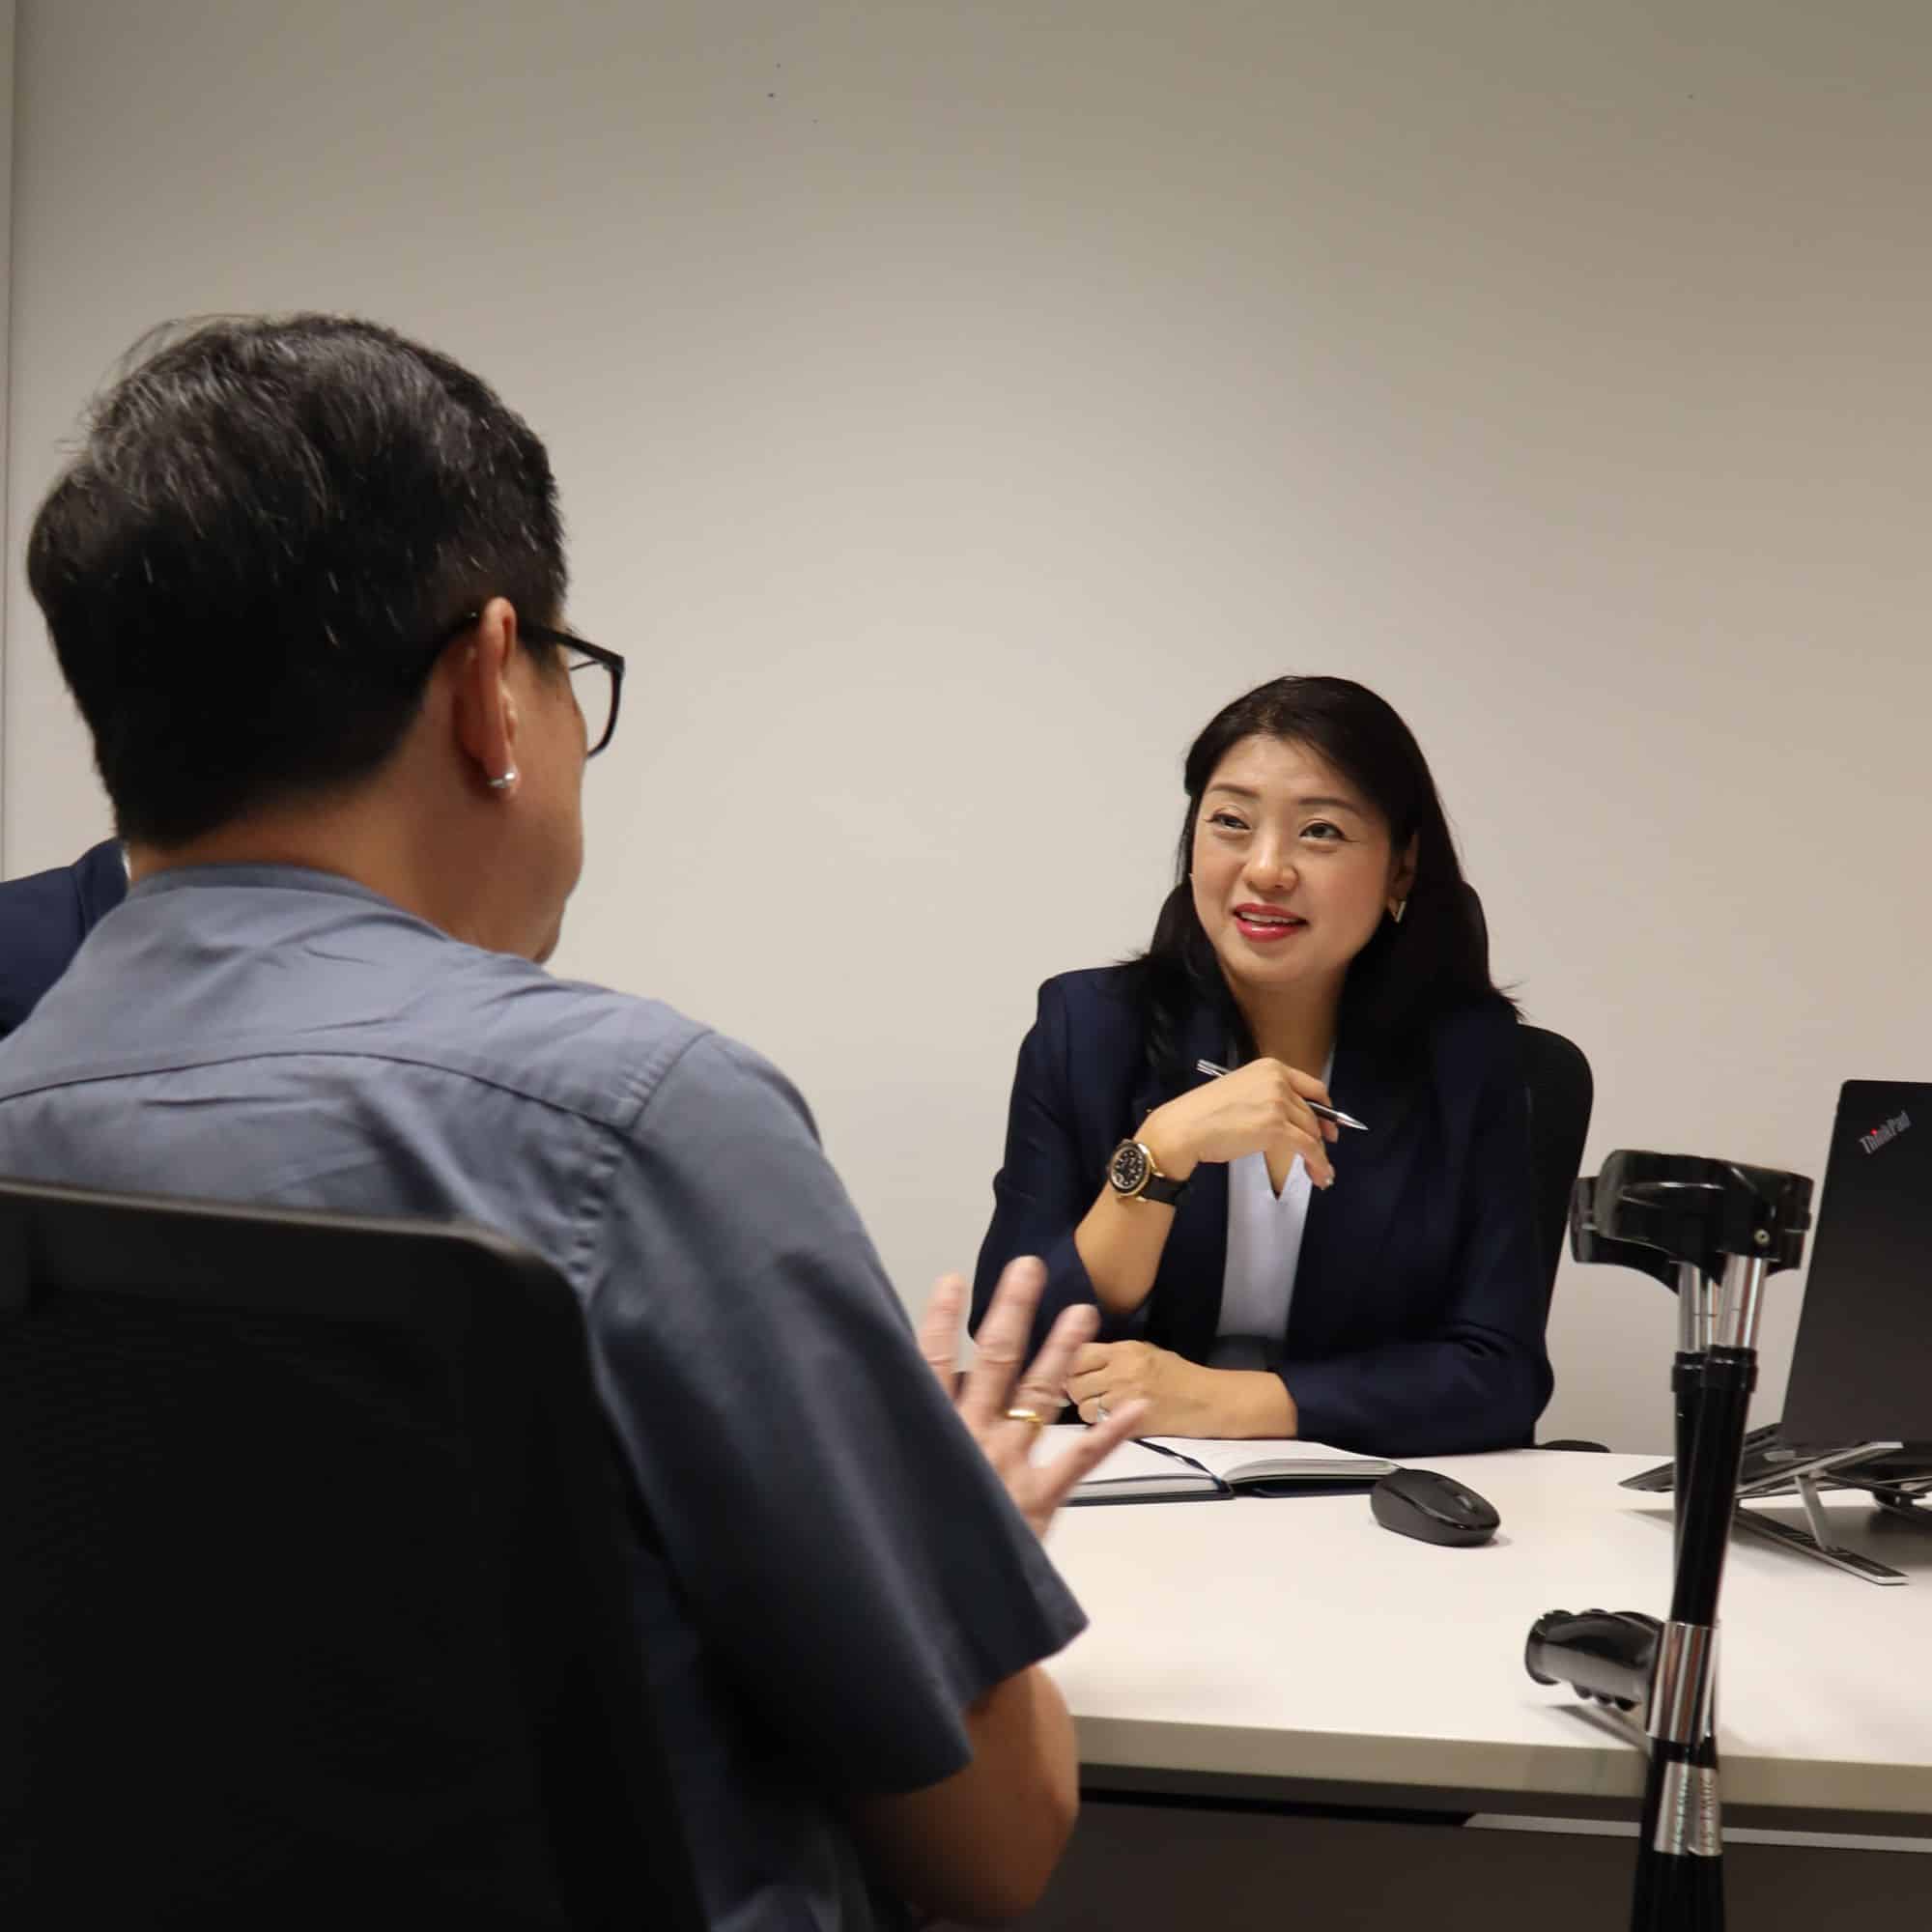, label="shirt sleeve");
[584,1029,1087,1798]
